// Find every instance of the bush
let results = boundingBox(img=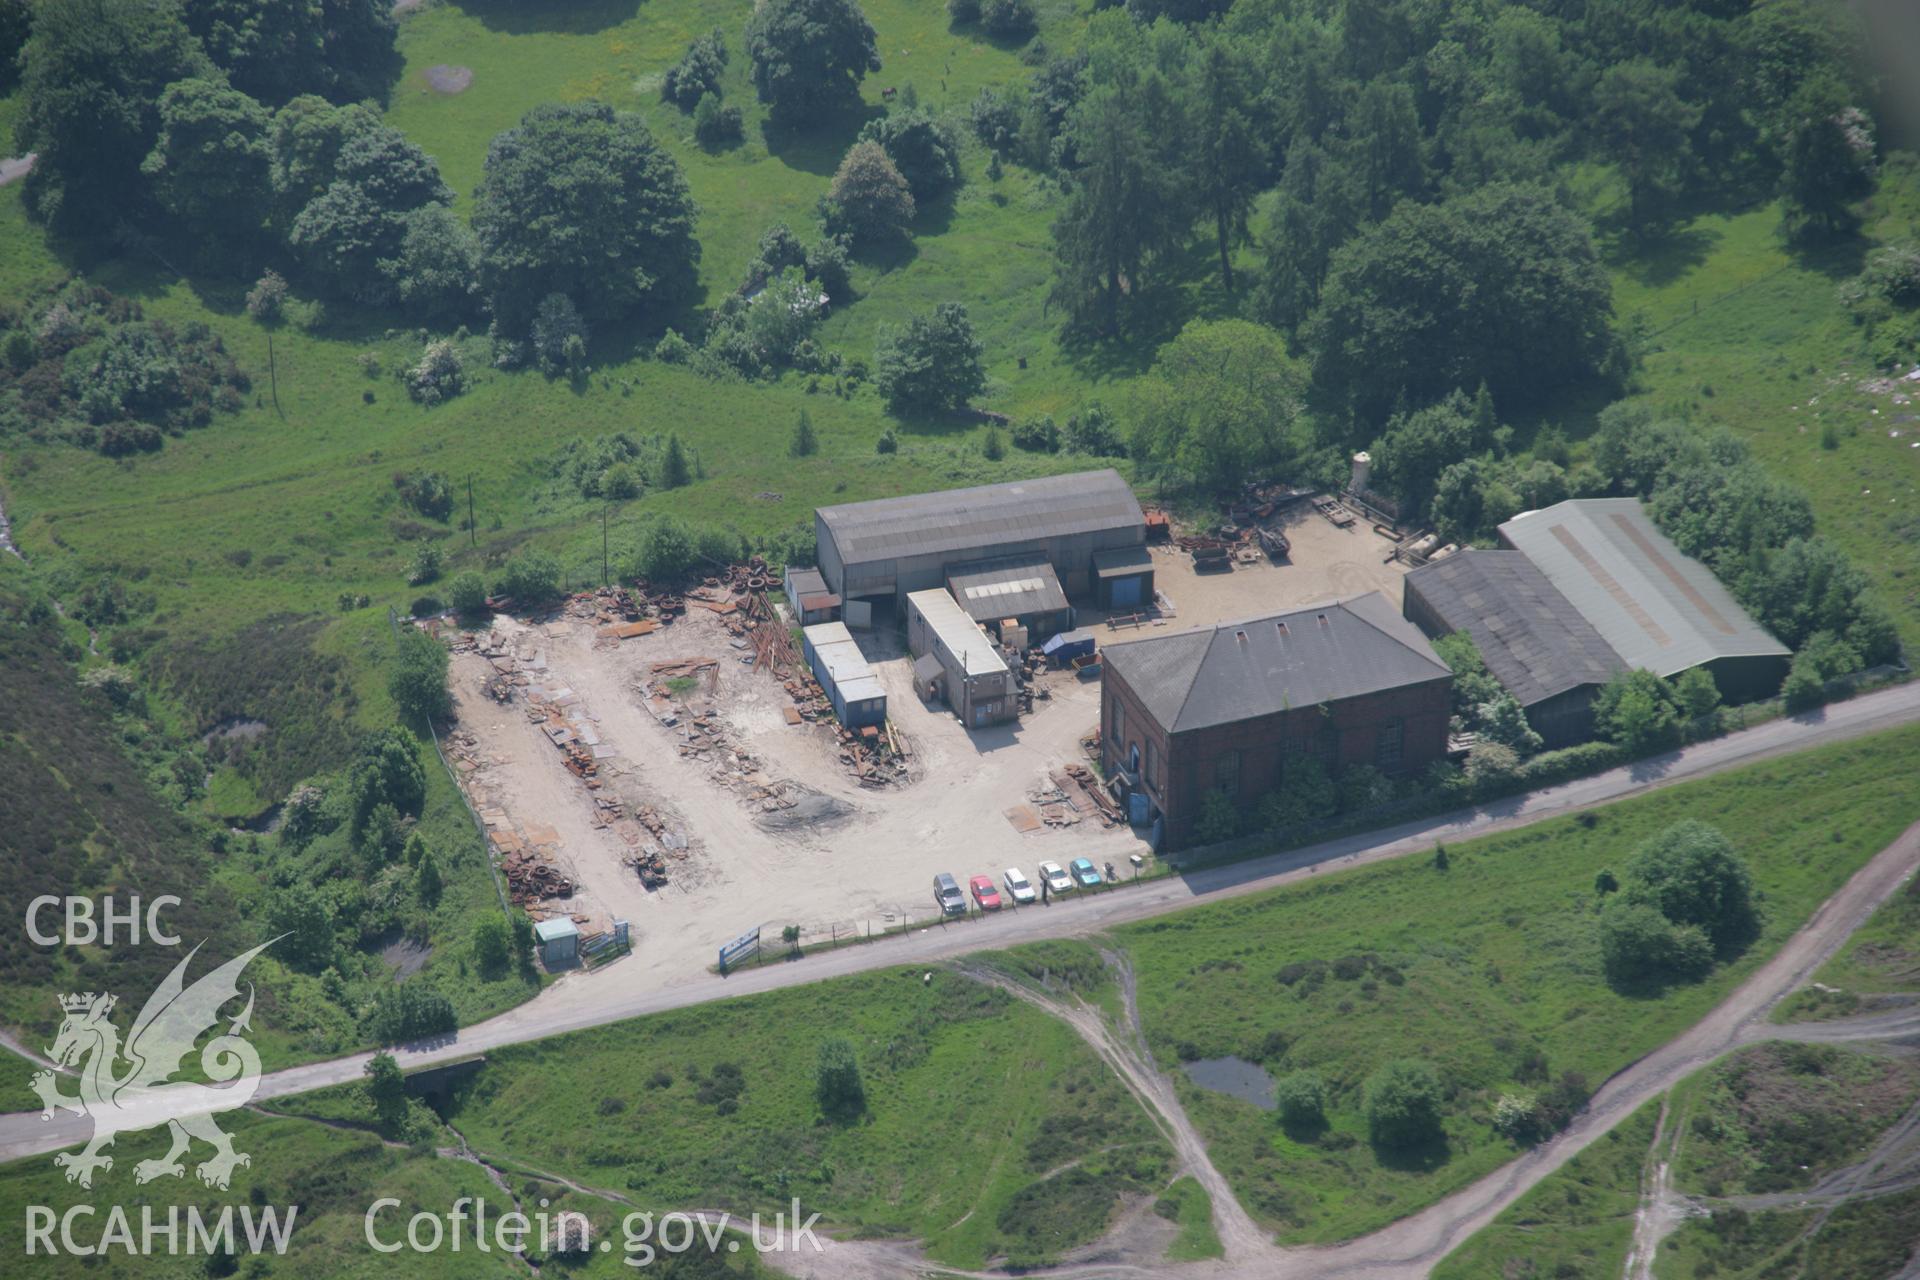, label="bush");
[662,28,728,109]
[388,627,451,723]
[1364,1058,1445,1150]
[363,982,458,1044]
[874,303,986,414]
[1274,1070,1327,1135]
[1492,1093,1540,1143]
[1593,668,1683,755]
[856,108,963,201]
[1626,820,1758,952]
[406,544,442,586]
[472,915,513,977]
[980,0,1037,37]
[636,517,699,583]
[1599,899,1714,988]
[1193,790,1240,844]
[496,551,562,605]
[405,339,465,406]
[1011,414,1060,453]
[692,94,745,148]
[827,141,915,245]
[816,1036,866,1118]
[393,470,453,521]
[449,571,487,615]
